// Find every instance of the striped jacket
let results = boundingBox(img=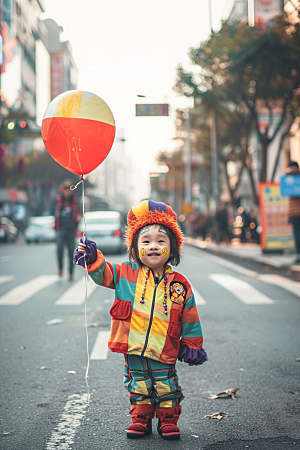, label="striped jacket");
[87,250,204,365]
